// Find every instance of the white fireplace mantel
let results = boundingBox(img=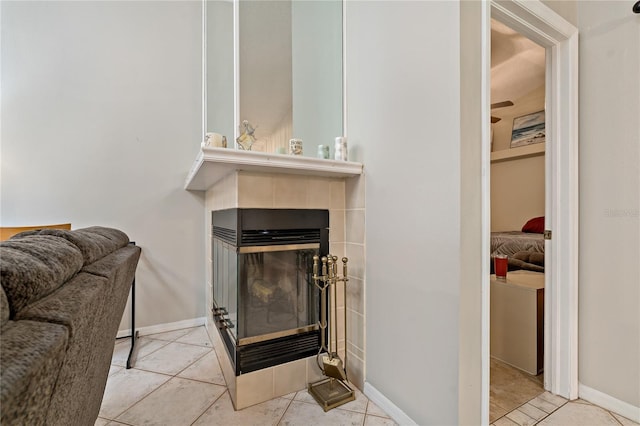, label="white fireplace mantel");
[184,147,364,191]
